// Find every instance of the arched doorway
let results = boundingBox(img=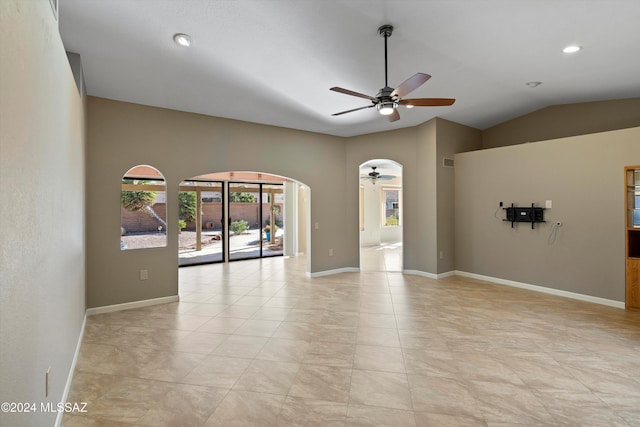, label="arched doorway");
[178,171,309,267]
[359,159,403,271]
